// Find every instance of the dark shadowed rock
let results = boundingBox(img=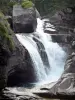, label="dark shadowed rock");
[0,11,37,88]
[5,16,13,30]
[43,51,75,98]
[7,34,37,87]
[0,12,14,90]
[0,46,11,90]
[31,50,75,99]
[33,37,50,68]
[13,5,37,33]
